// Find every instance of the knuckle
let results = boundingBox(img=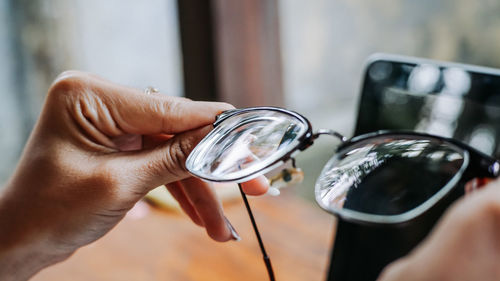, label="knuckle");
[178,135,196,159]
[170,96,192,103]
[159,99,182,131]
[51,71,86,92]
[162,137,192,177]
[55,70,84,81]
[170,139,189,170]
[48,70,88,101]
